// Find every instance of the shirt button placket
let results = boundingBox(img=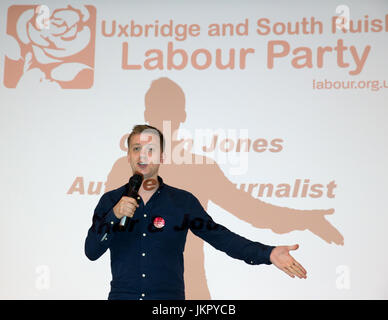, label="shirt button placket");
[140,209,148,300]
